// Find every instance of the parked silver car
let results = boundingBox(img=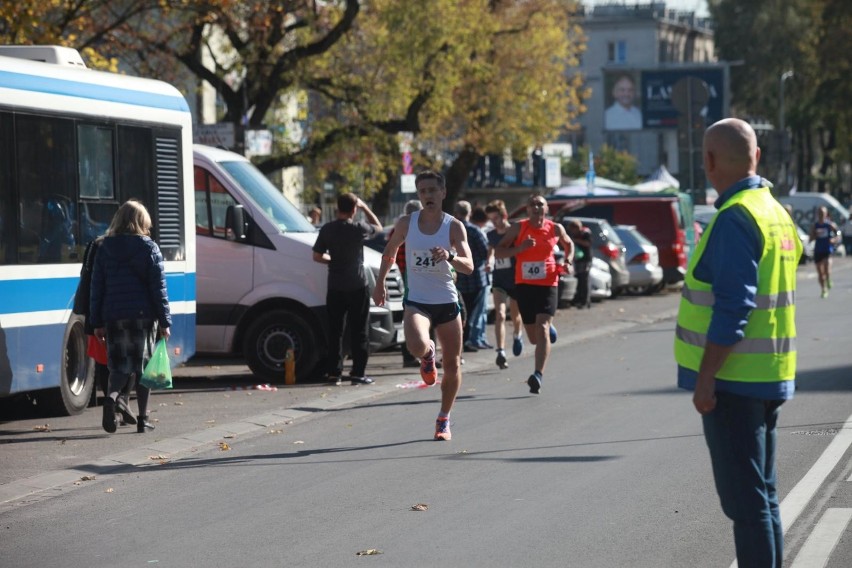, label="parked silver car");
[589,257,612,300]
[613,224,664,294]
